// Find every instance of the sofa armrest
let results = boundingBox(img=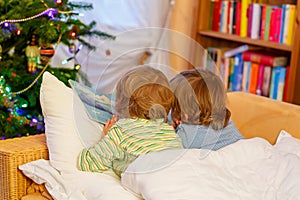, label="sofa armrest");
[227,92,300,144]
[0,134,48,200]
